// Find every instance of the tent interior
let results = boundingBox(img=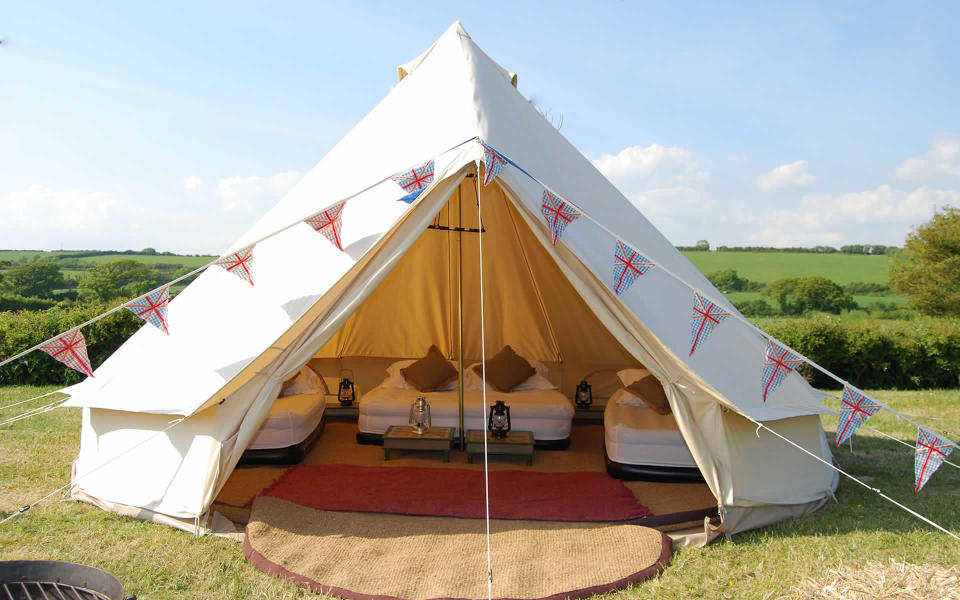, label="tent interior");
[211,173,719,530]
